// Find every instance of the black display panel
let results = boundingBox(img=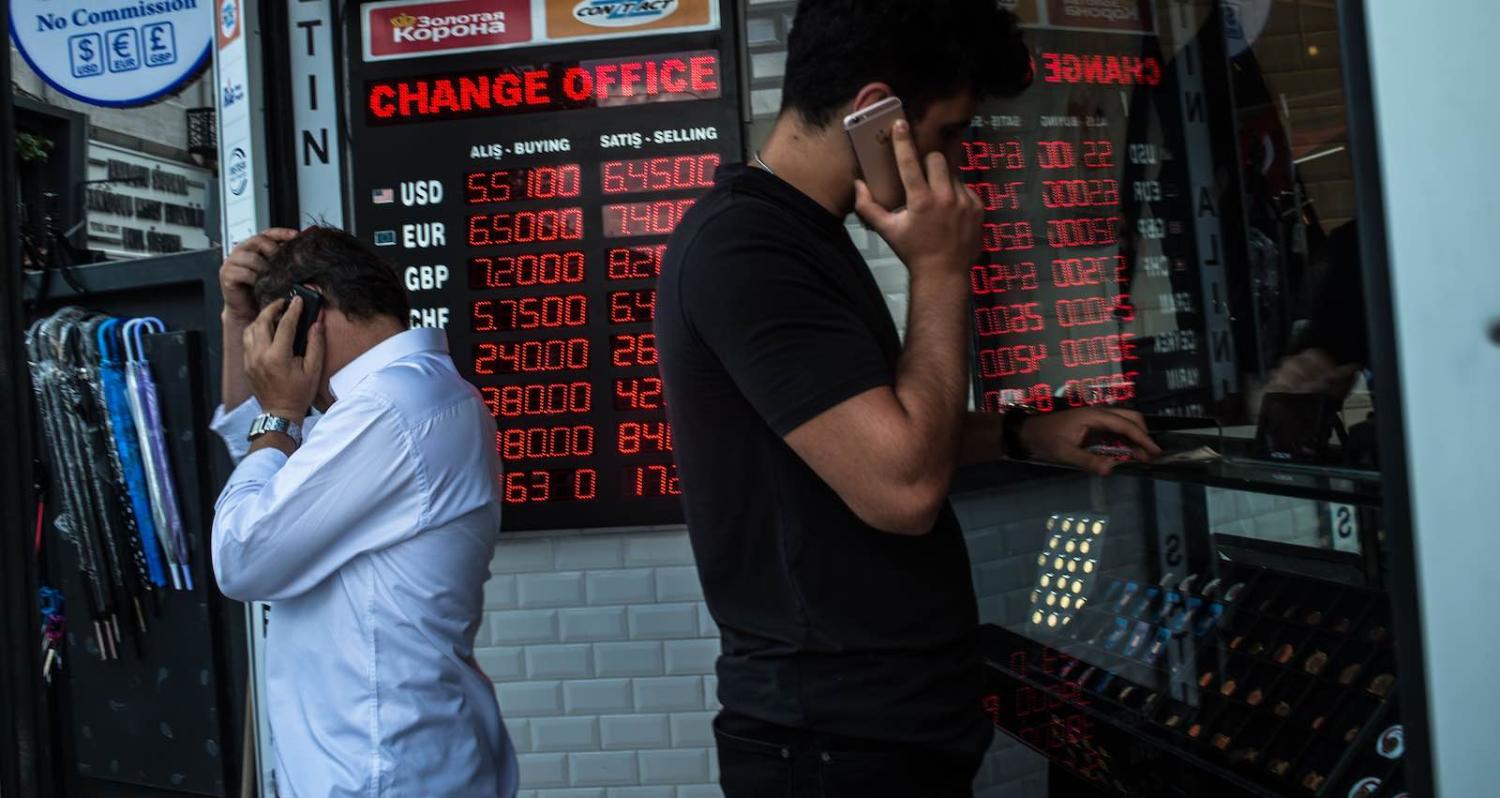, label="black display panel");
[343,4,741,531]
[967,23,1232,418]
